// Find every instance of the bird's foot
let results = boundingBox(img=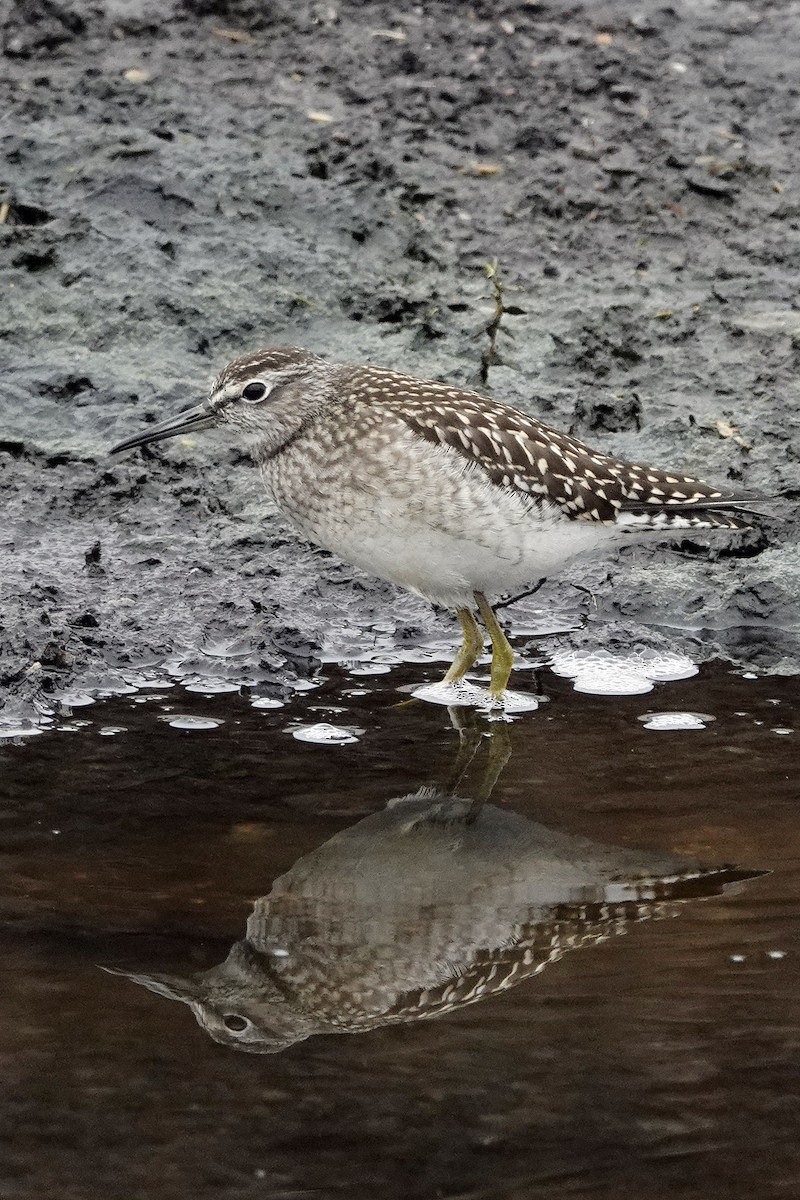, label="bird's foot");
[481,689,540,718]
